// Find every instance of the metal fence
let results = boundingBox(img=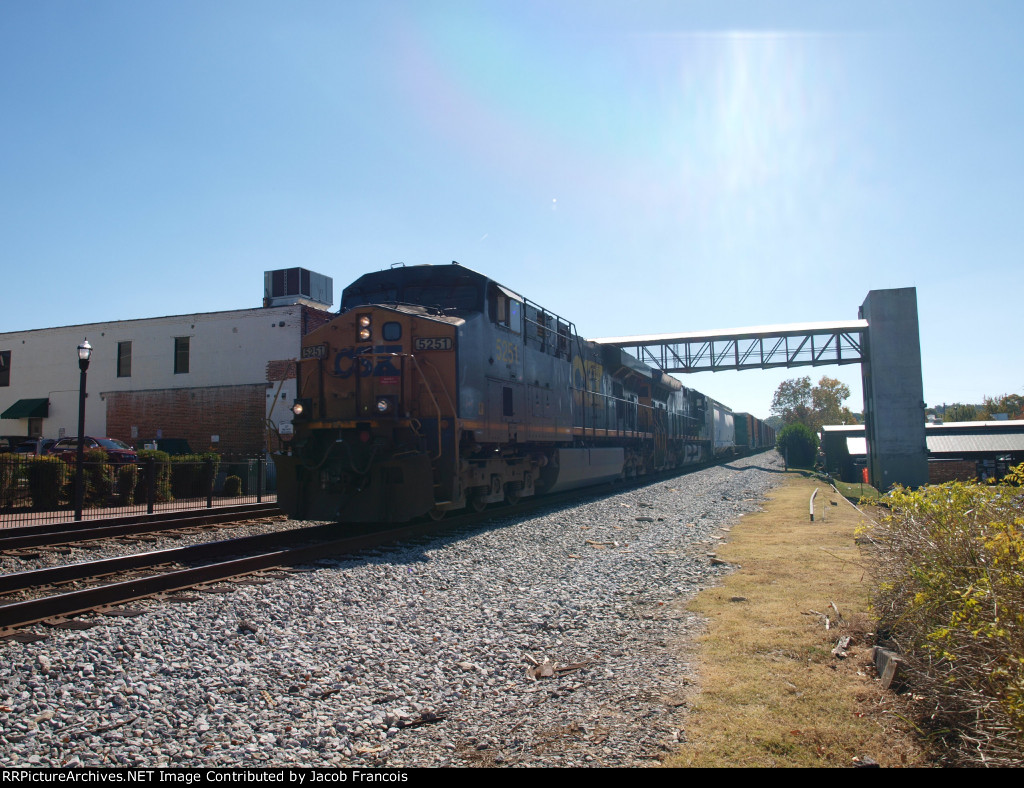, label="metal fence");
[0,453,276,529]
